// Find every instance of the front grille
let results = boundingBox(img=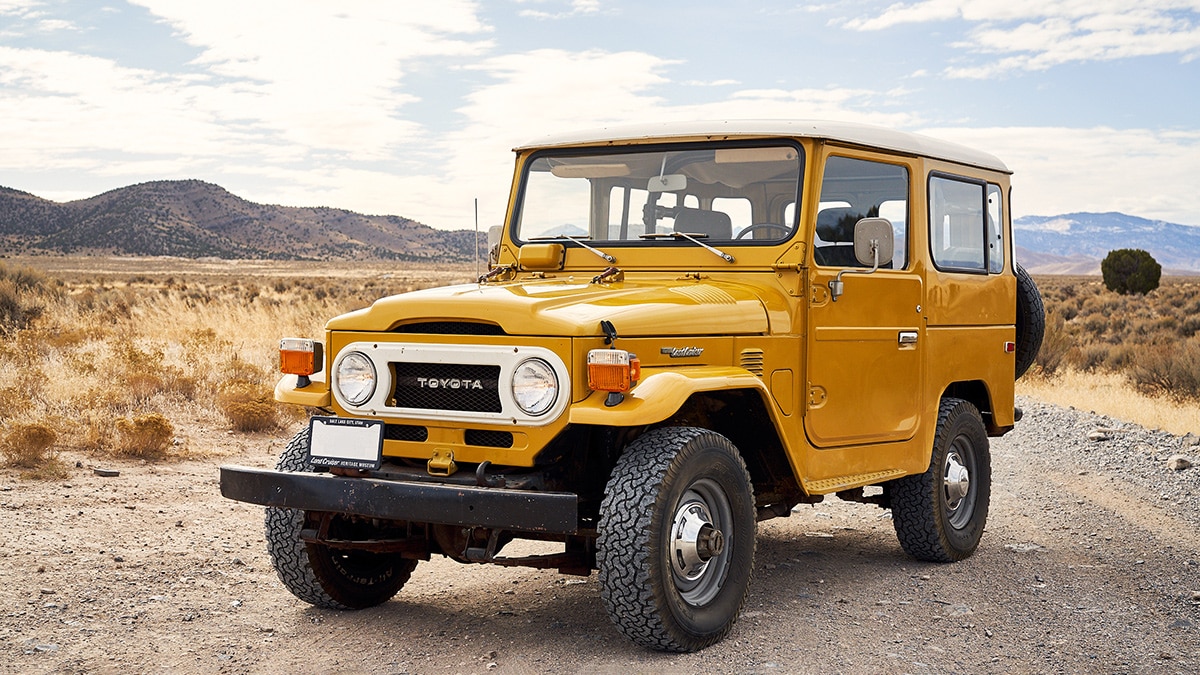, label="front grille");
[465,429,514,448]
[384,424,428,442]
[392,362,502,413]
[393,321,506,336]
